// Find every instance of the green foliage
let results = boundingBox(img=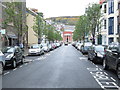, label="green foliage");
[73,3,102,44]
[3,2,27,43]
[85,3,102,44]
[73,15,89,41]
